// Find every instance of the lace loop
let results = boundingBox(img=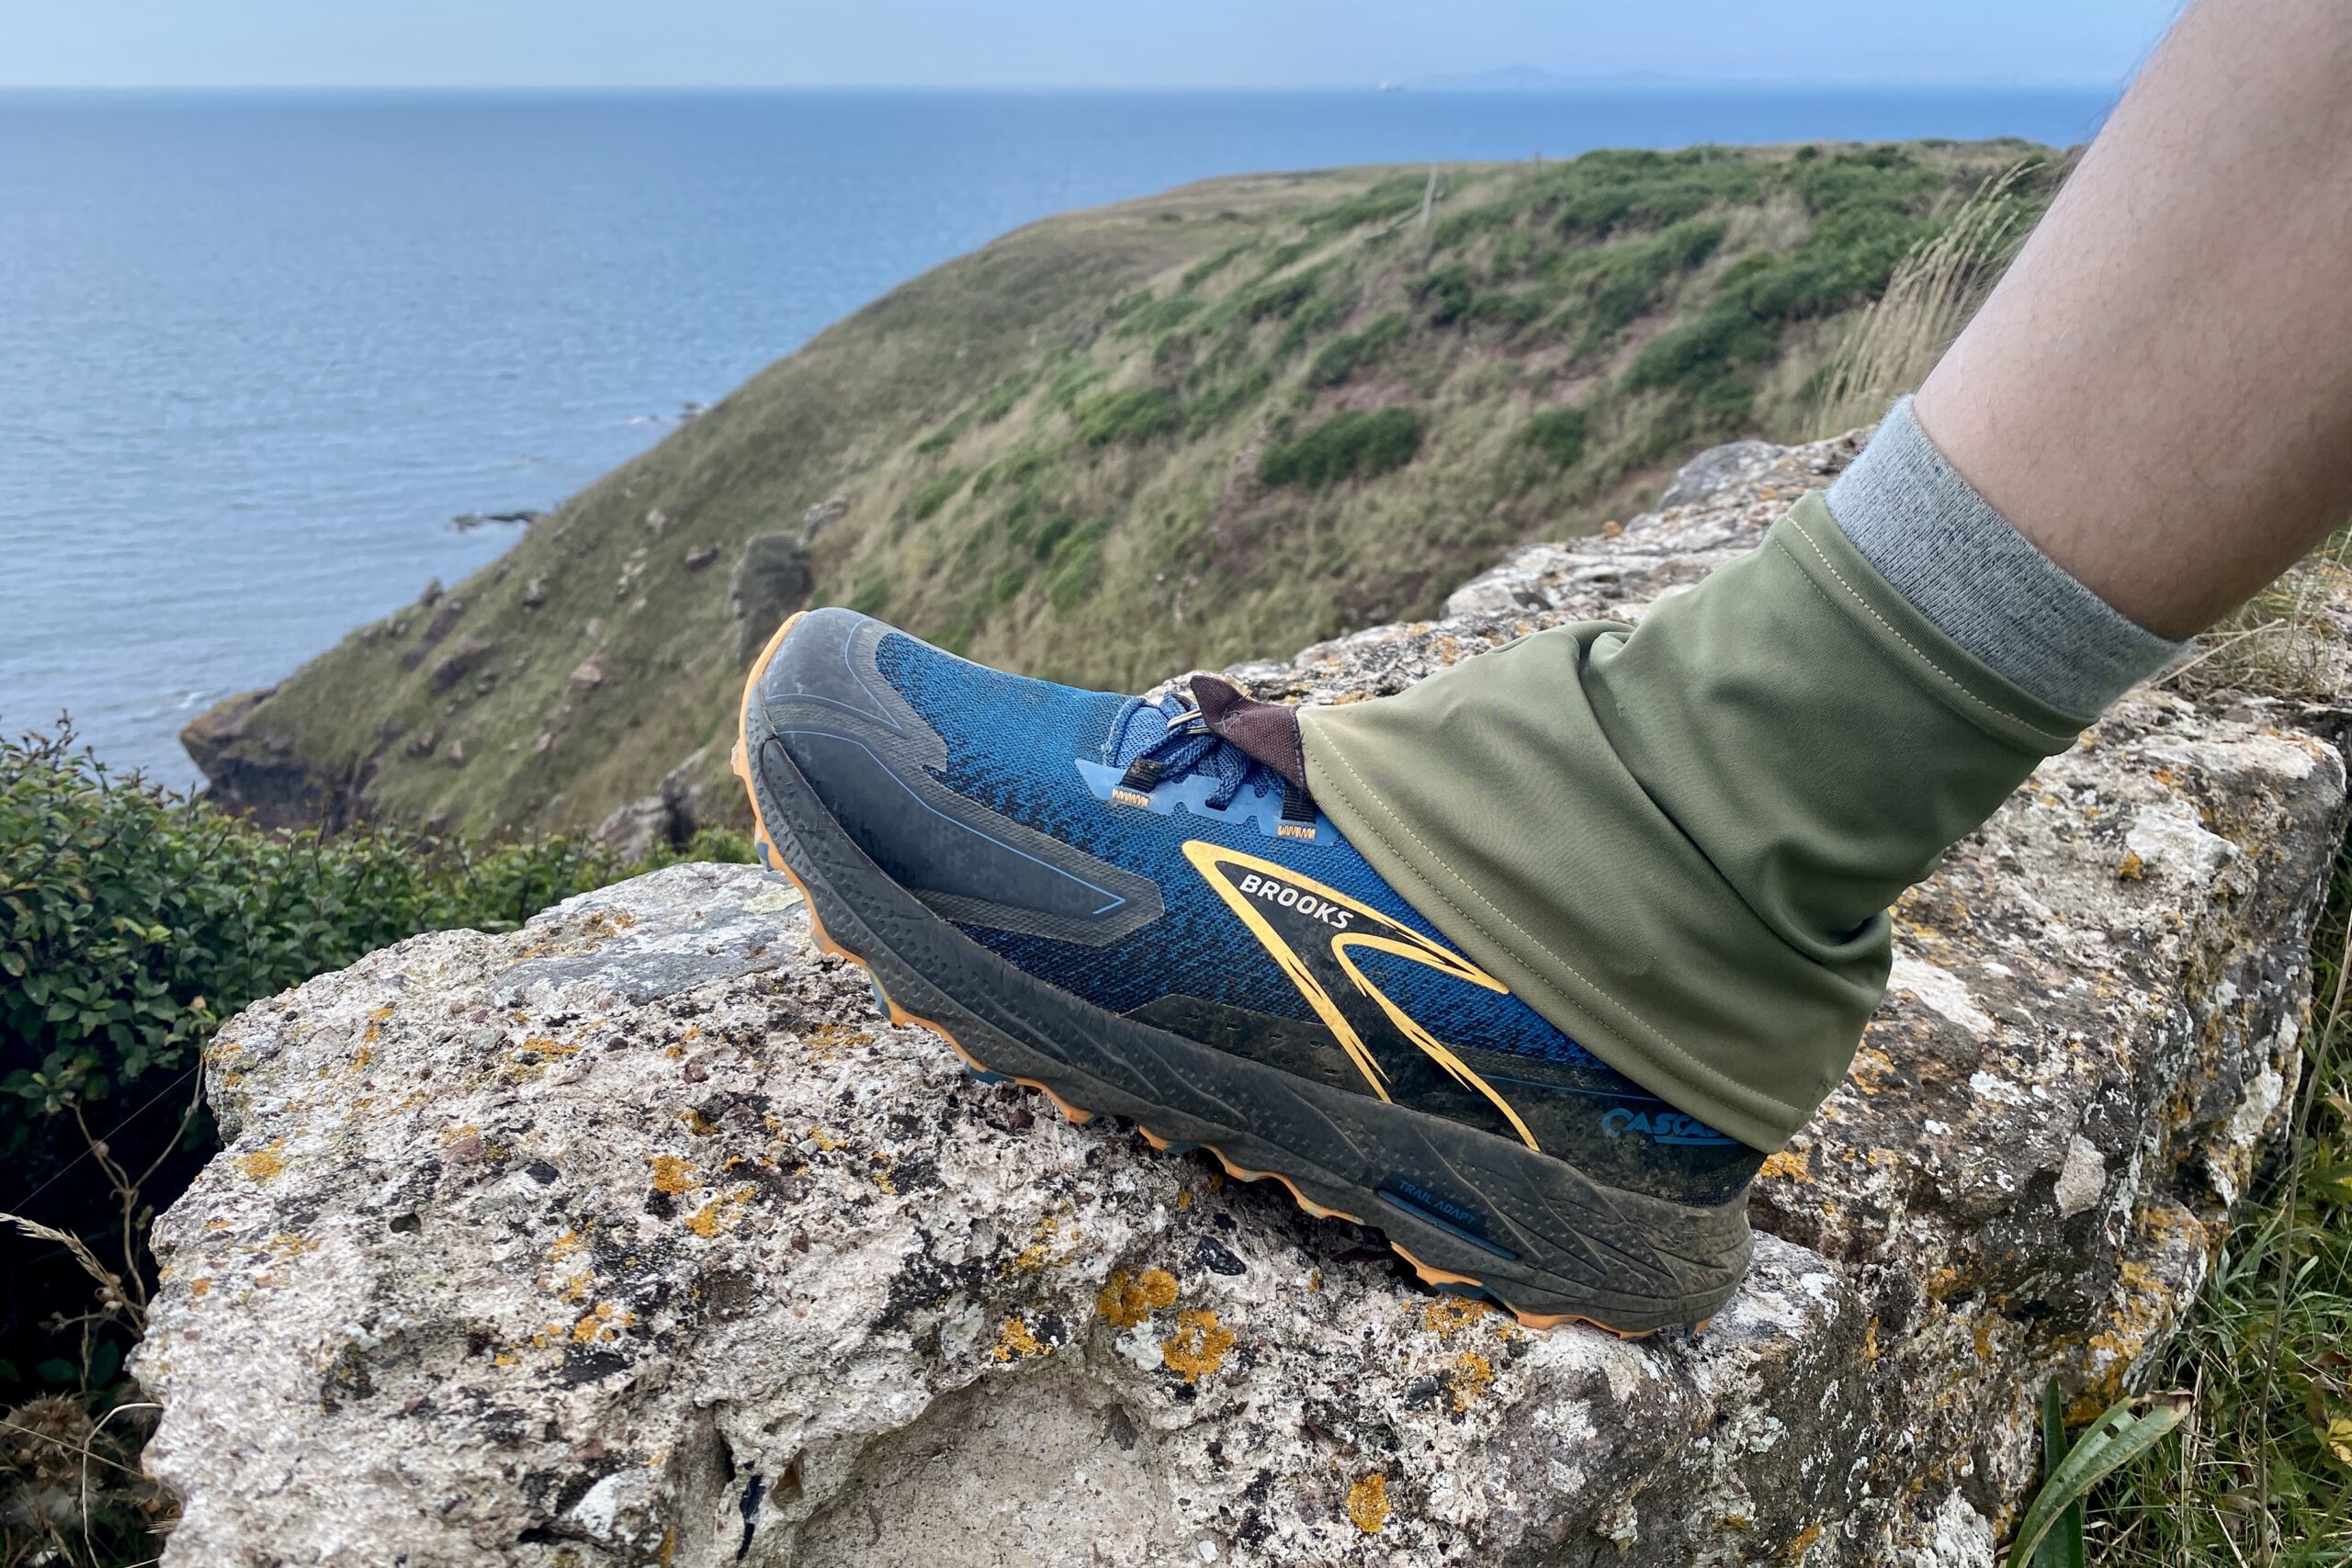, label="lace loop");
[1104,693,1276,812]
